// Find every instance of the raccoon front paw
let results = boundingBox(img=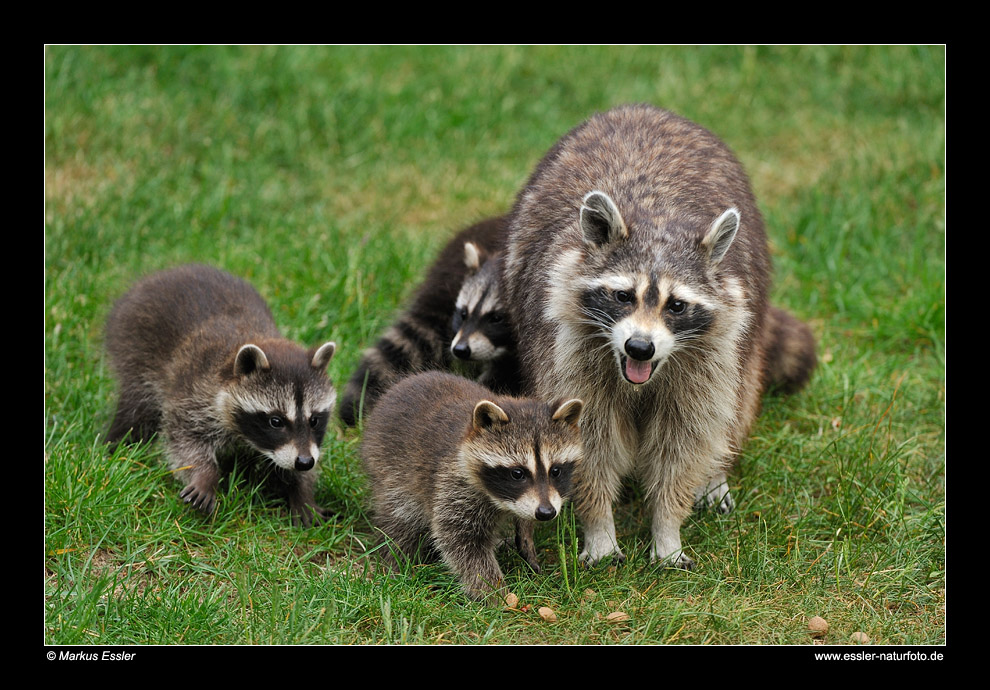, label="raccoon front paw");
[292,503,333,528]
[179,484,217,515]
[514,519,542,573]
[522,554,542,574]
[579,530,626,567]
[578,548,626,568]
[651,550,695,571]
